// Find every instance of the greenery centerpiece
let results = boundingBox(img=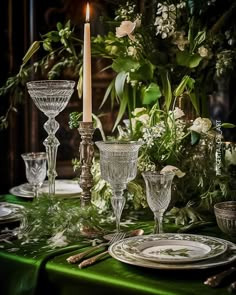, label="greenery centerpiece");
[1,0,236,228]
